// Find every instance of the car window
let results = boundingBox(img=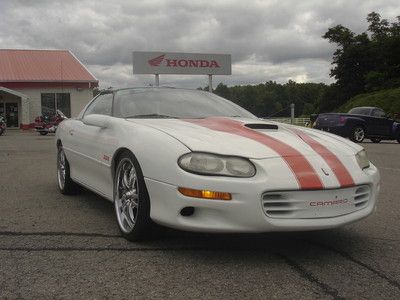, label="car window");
[113,88,256,119]
[348,107,371,115]
[371,109,385,118]
[84,93,113,117]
